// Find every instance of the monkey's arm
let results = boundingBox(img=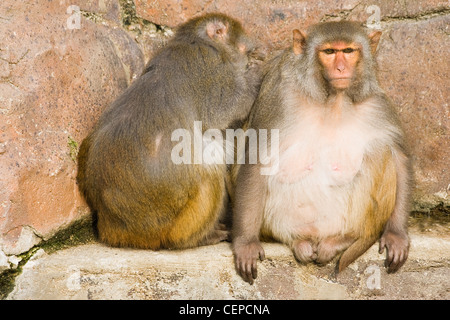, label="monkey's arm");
[232,163,267,284]
[379,148,411,273]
